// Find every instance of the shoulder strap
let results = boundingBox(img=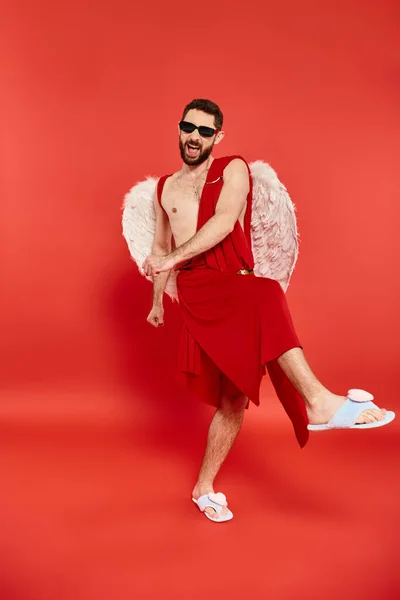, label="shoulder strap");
[156,174,171,209]
[156,157,250,205]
